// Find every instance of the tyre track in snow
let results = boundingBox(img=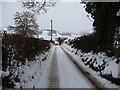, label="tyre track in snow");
[61,47,107,90]
[48,47,59,88]
[56,46,94,88]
